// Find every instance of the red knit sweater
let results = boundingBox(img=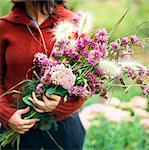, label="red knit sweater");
[0,5,87,127]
